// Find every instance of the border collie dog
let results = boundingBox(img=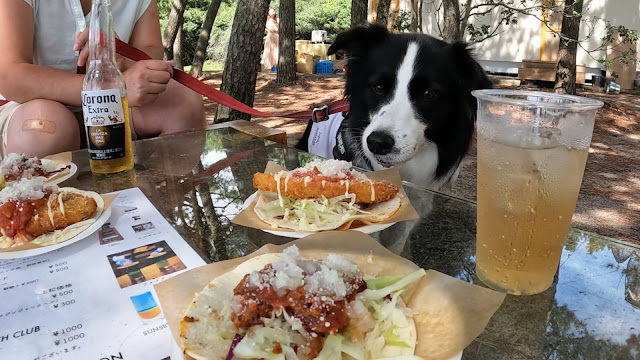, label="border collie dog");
[297,25,492,190]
